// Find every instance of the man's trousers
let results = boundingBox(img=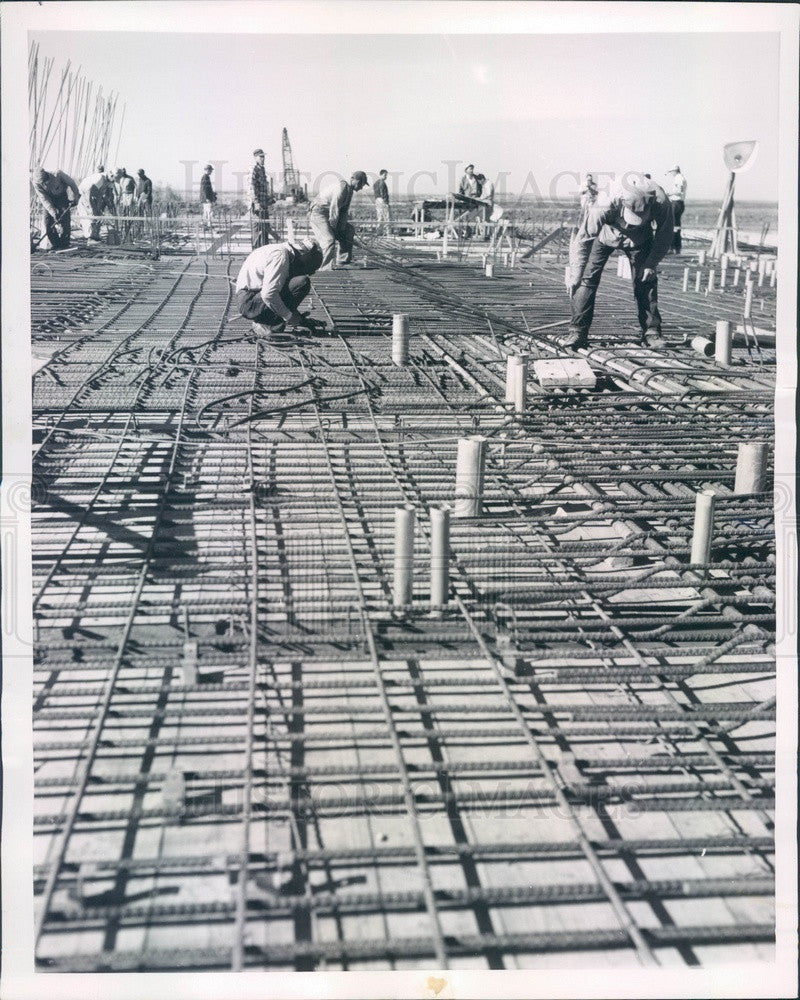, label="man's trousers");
[235,276,311,329]
[309,207,355,269]
[670,199,685,253]
[570,237,662,337]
